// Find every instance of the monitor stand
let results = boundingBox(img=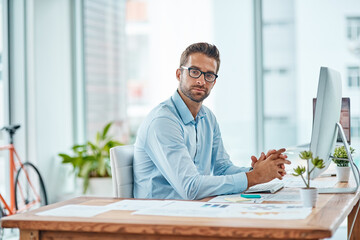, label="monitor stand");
[318,122,360,194]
